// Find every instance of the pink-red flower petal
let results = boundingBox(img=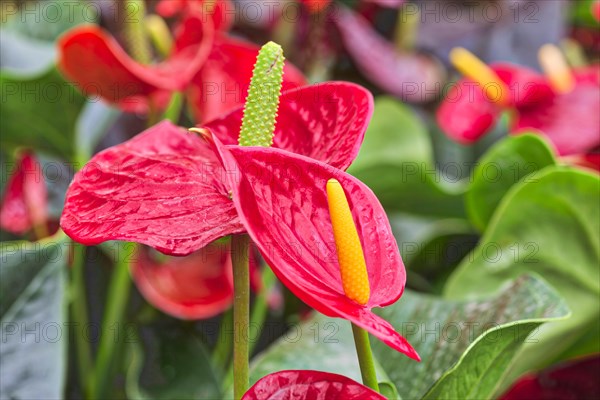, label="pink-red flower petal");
[436,79,503,143]
[216,144,418,359]
[500,355,600,400]
[60,121,244,256]
[334,6,444,103]
[514,76,600,155]
[242,370,386,400]
[58,14,214,113]
[1,152,47,235]
[492,63,553,108]
[131,242,233,319]
[189,35,306,123]
[204,82,372,170]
